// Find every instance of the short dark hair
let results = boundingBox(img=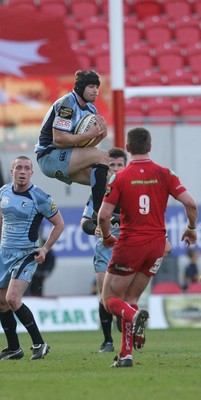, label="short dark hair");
[108,147,127,165]
[127,127,151,155]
